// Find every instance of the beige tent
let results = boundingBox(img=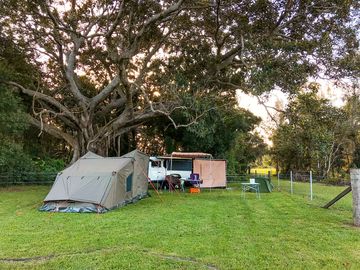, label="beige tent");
[40,150,149,213]
[121,149,149,197]
[193,159,227,188]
